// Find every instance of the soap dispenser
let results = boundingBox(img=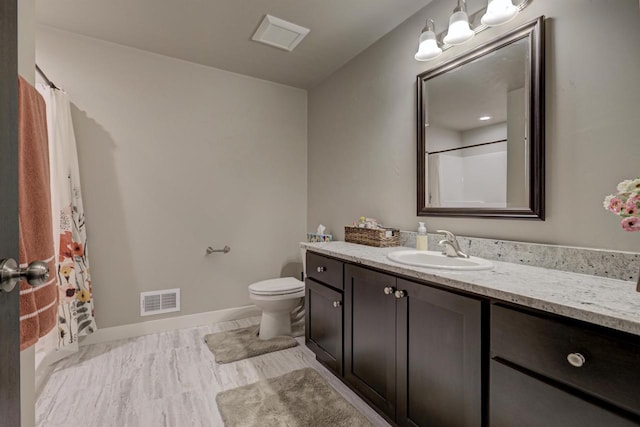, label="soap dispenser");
[416,222,428,251]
